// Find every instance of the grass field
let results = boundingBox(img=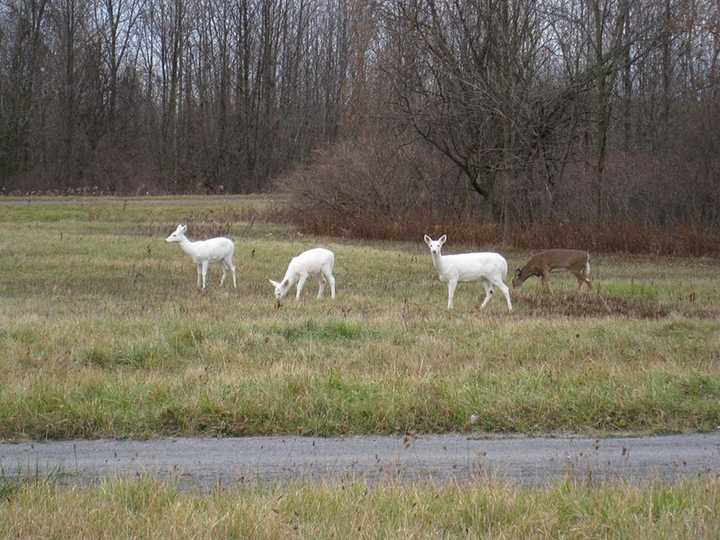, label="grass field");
[1,196,719,440]
[1,476,720,538]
